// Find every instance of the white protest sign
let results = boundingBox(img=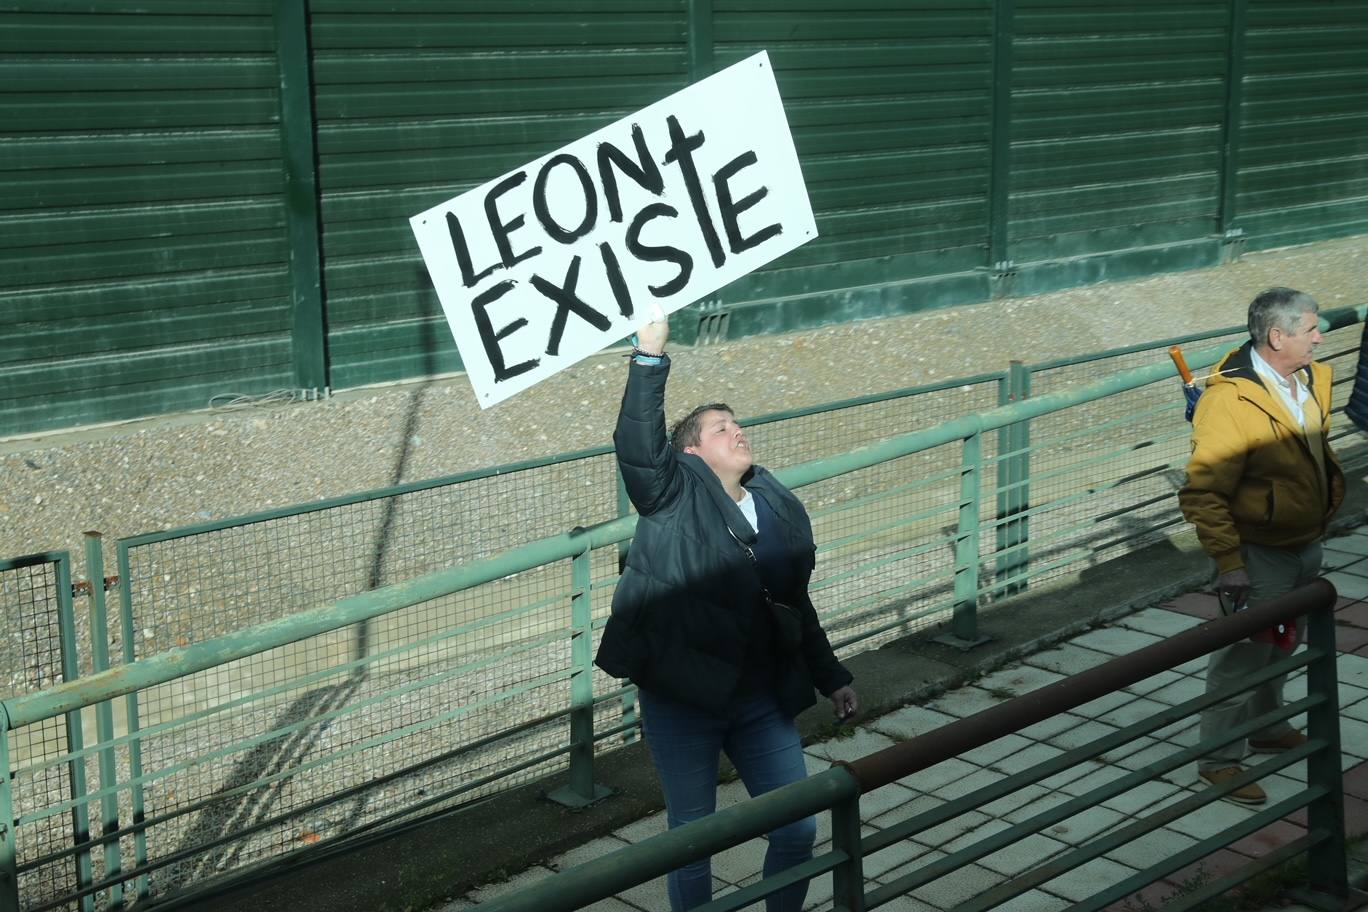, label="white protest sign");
[410,50,817,408]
